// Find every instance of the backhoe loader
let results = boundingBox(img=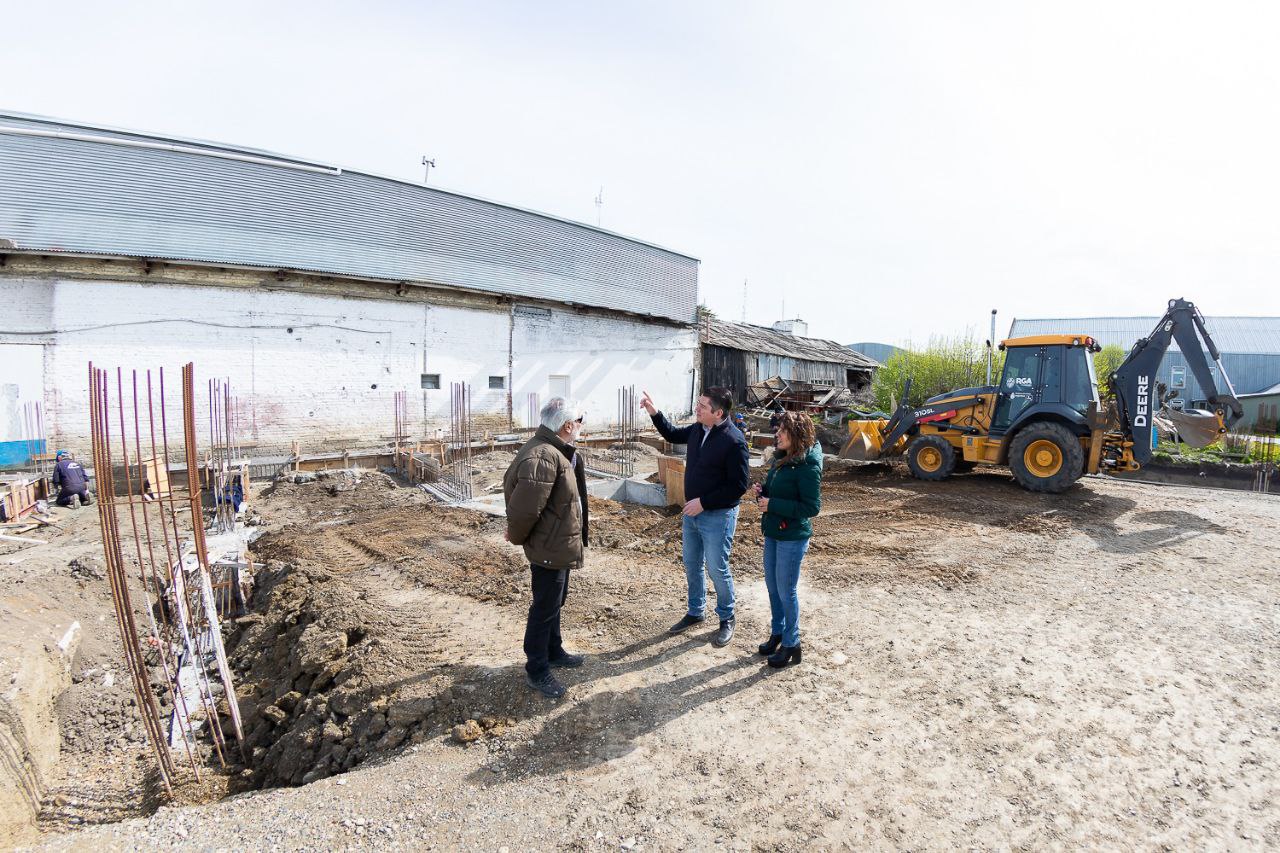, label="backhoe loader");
[841,298,1244,493]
